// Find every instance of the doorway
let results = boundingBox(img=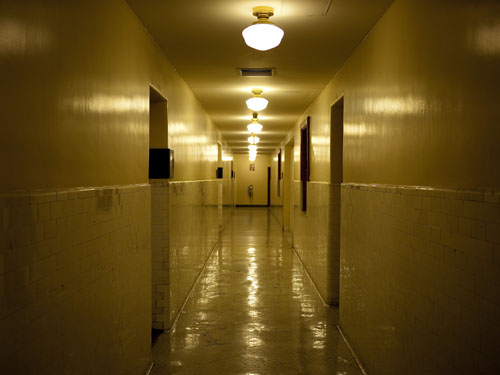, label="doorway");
[149,86,170,338]
[327,96,344,306]
[217,142,223,231]
[267,167,271,207]
[282,140,294,241]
